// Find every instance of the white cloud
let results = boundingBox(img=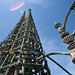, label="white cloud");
[26,0,43,5]
[25,0,56,7]
[0,0,15,8]
[66,60,75,74]
[60,58,75,75]
[40,36,61,54]
[0,0,24,11]
[40,36,75,75]
[0,0,13,3]
[47,55,75,75]
[41,38,57,51]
